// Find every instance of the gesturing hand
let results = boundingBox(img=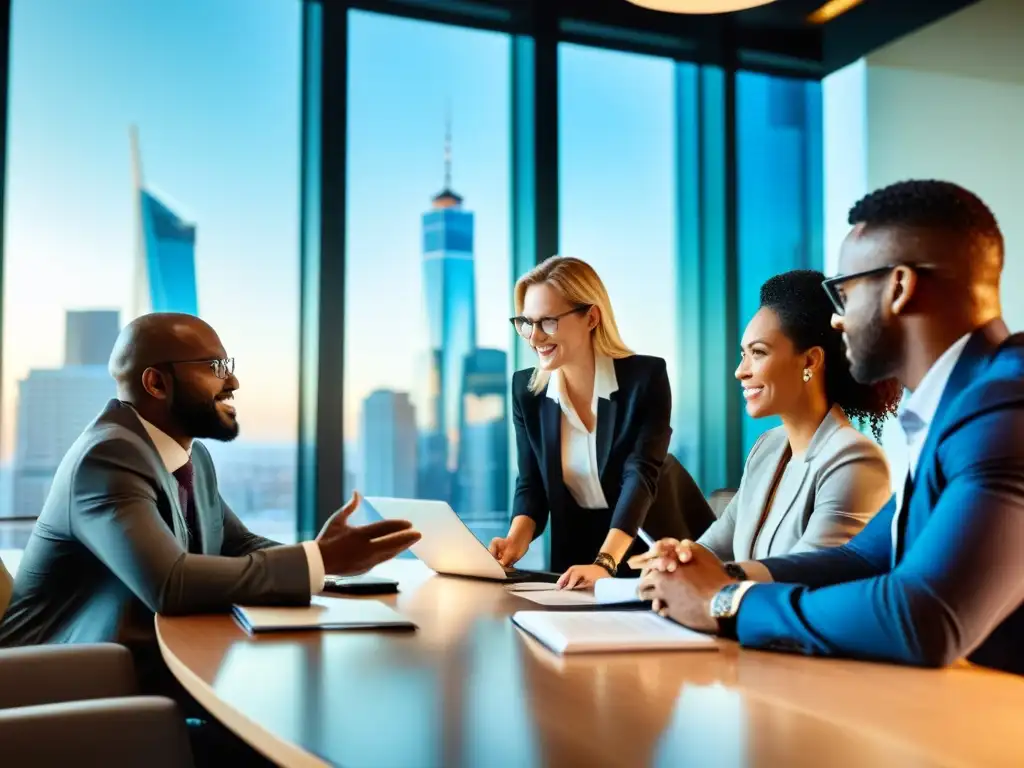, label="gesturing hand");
[316,491,421,575]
